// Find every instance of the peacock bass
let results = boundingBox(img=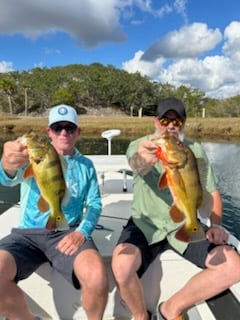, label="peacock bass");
[152,132,205,242]
[19,131,69,230]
